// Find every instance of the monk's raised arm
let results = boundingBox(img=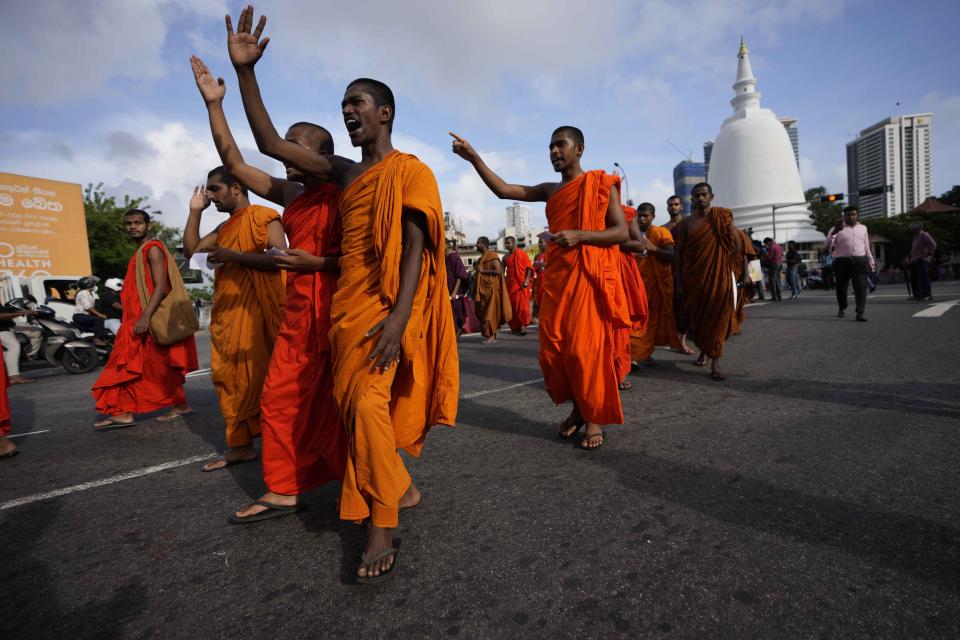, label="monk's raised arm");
[450,132,551,202]
[191,56,292,206]
[183,186,219,258]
